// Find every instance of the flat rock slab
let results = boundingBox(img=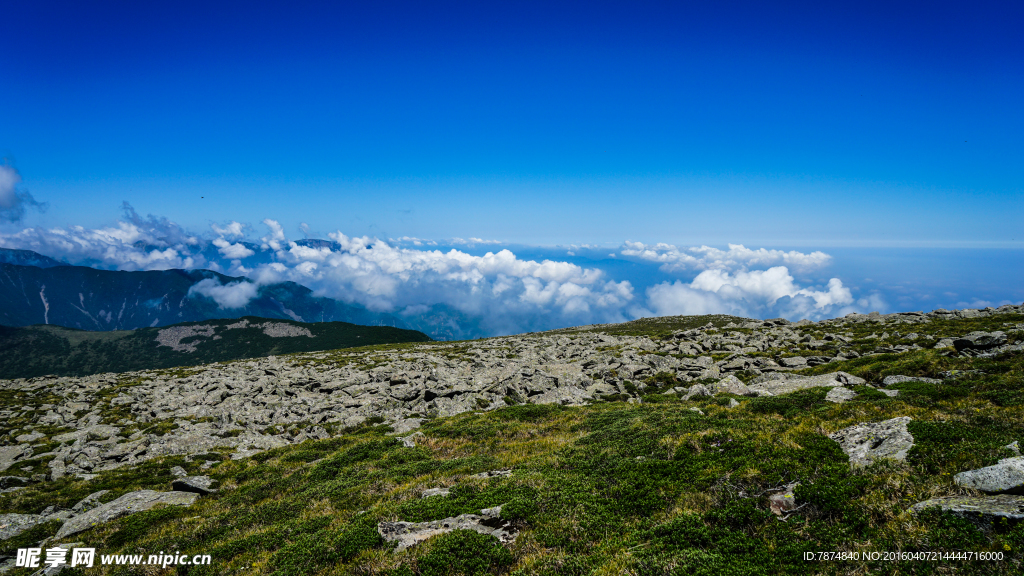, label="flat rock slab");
[955,456,1024,495]
[0,445,30,473]
[825,387,858,403]
[828,417,914,468]
[421,488,450,499]
[378,506,515,552]
[0,513,49,540]
[911,495,1024,526]
[55,490,199,539]
[750,371,865,396]
[882,375,941,386]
